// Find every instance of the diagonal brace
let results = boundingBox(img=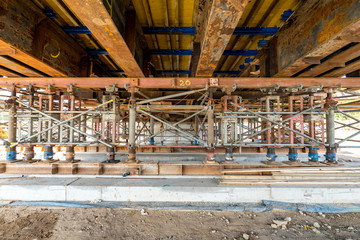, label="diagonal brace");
[137,107,207,145]
[16,100,113,147]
